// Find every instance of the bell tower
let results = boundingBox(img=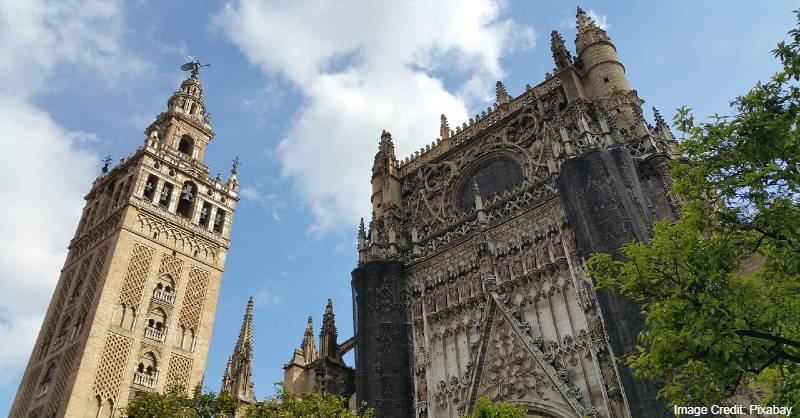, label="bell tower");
[9,67,239,418]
